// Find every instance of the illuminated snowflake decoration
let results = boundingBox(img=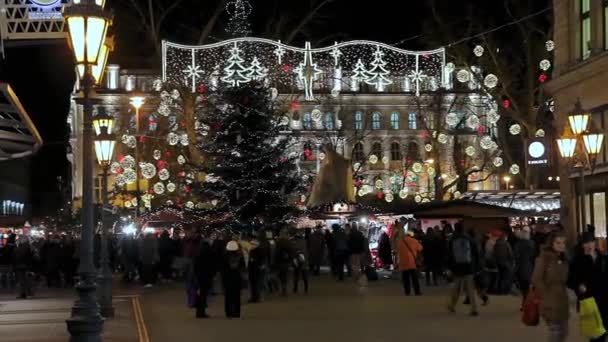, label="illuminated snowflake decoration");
[493,157,504,167]
[167,132,179,146]
[375,179,384,189]
[171,89,180,100]
[465,146,477,157]
[545,40,555,52]
[385,193,394,203]
[158,103,171,117]
[399,189,408,199]
[438,133,449,144]
[473,45,484,57]
[110,162,121,174]
[409,70,426,83]
[535,129,546,137]
[446,112,460,126]
[539,59,552,71]
[115,174,126,186]
[487,110,500,124]
[353,162,361,170]
[177,155,186,165]
[319,152,326,160]
[159,168,170,181]
[480,136,493,150]
[153,150,162,160]
[153,182,165,195]
[123,168,137,184]
[466,115,480,129]
[412,162,423,173]
[425,144,433,152]
[414,194,422,203]
[280,116,290,126]
[120,155,136,169]
[509,164,520,175]
[509,124,521,135]
[456,69,470,83]
[369,155,378,164]
[381,156,389,164]
[166,182,177,193]
[180,133,189,146]
[185,201,195,209]
[140,163,157,179]
[311,109,322,121]
[183,65,204,82]
[483,74,498,89]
